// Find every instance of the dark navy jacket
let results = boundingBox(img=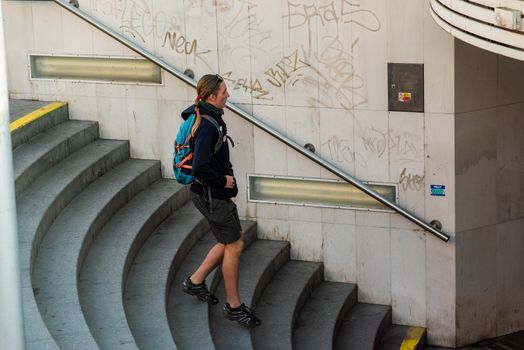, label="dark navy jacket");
[181,103,238,200]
